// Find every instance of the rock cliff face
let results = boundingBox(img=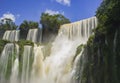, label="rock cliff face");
[73,0,120,83]
[74,27,120,83]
